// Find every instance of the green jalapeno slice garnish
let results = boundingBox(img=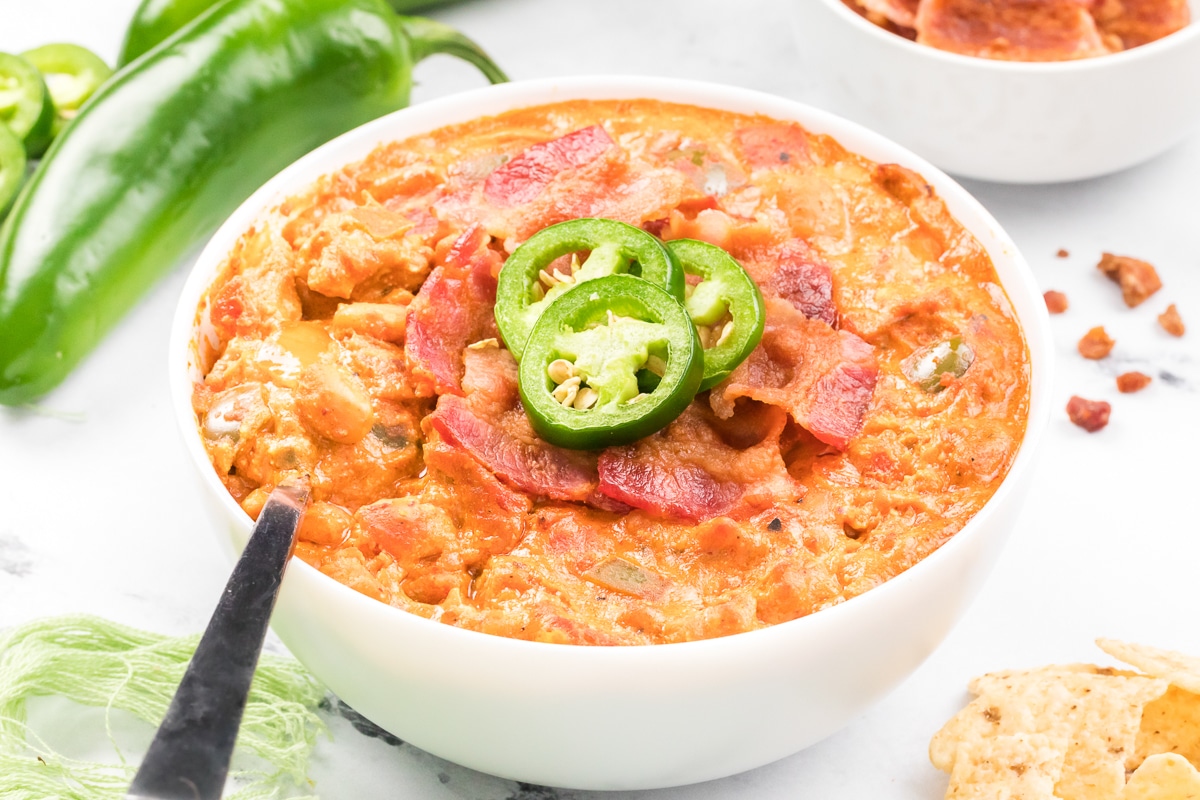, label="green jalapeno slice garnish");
[518,274,703,450]
[901,336,975,393]
[0,52,54,157]
[666,238,765,391]
[21,45,113,138]
[495,218,685,361]
[0,123,27,216]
